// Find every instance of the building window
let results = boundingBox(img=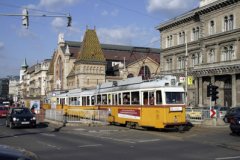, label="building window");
[196,27,199,40]
[222,45,235,61]
[182,32,185,43]
[178,57,182,69]
[139,66,151,79]
[229,45,234,60]
[179,32,182,44]
[209,49,215,63]
[166,59,169,70]
[210,20,214,35]
[170,35,173,47]
[192,54,195,67]
[167,36,170,47]
[197,53,202,64]
[192,28,196,41]
[87,78,89,85]
[224,16,228,31]
[97,79,99,85]
[229,15,234,30]
[169,59,172,70]
[127,74,134,78]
